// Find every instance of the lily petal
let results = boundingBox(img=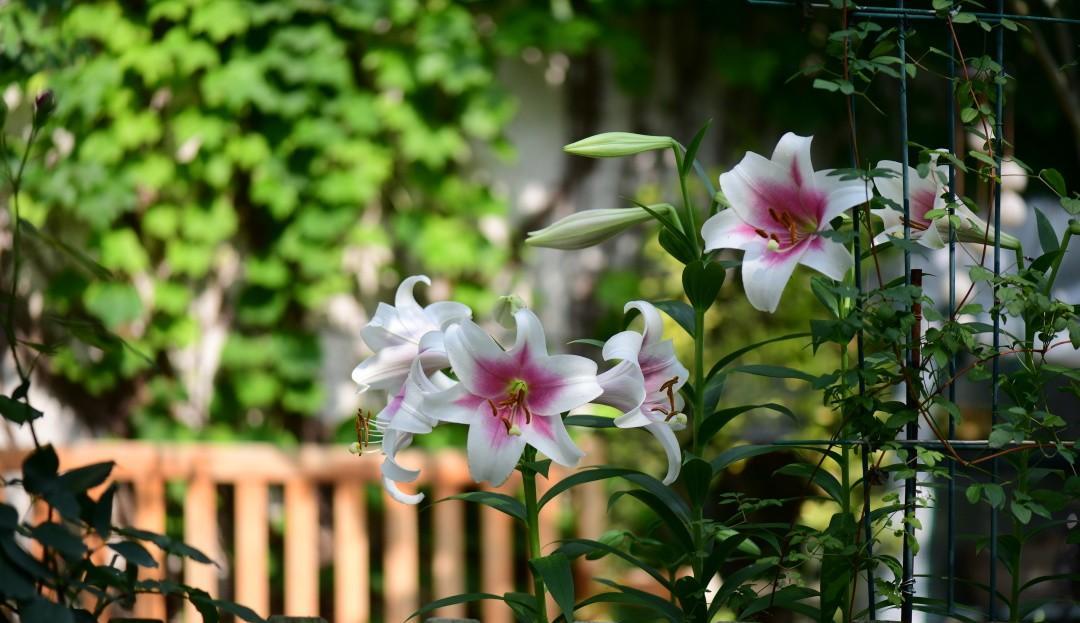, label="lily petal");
[444,321,515,398]
[424,300,472,329]
[601,330,645,364]
[596,360,647,413]
[520,414,584,467]
[741,242,807,313]
[467,413,527,486]
[526,354,603,415]
[799,237,854,281]
[624,301,664,346]
[352,343,417,393]
[771,132,816,188]
[644,422,683,485]
[510,308,550,359]
[701,208,764,253]
[423,382,486,425]
[380,429,425,505]
[814,169,871,222]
